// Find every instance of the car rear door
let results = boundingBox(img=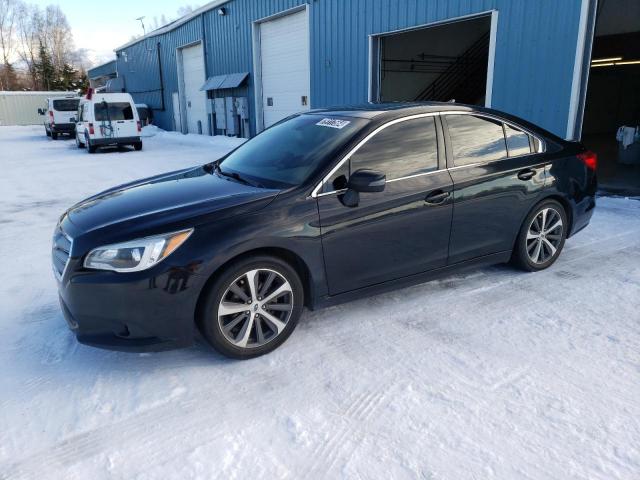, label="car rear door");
[442,112,546,264]
[52,99,79,124]
[112,102,138,138]
[316,114,454,295]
